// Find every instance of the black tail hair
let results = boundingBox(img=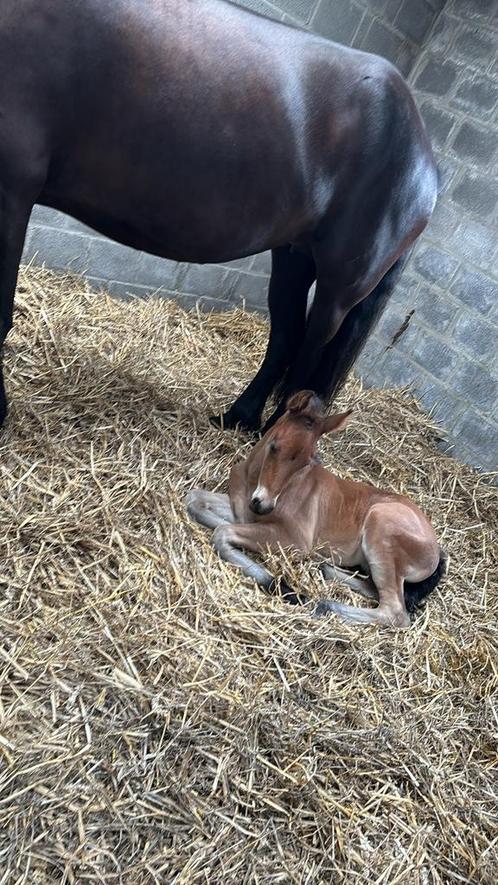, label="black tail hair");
[403,550,447,613]
[316,253,410,404]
